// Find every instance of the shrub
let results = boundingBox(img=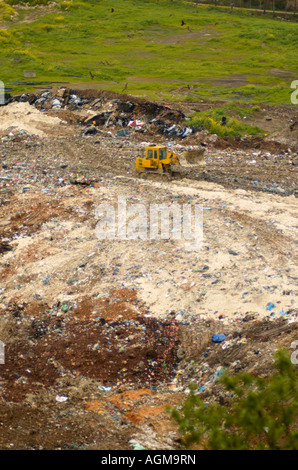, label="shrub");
[0,1,15,21]
[169,349,298,450]
[187,105,265,138]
